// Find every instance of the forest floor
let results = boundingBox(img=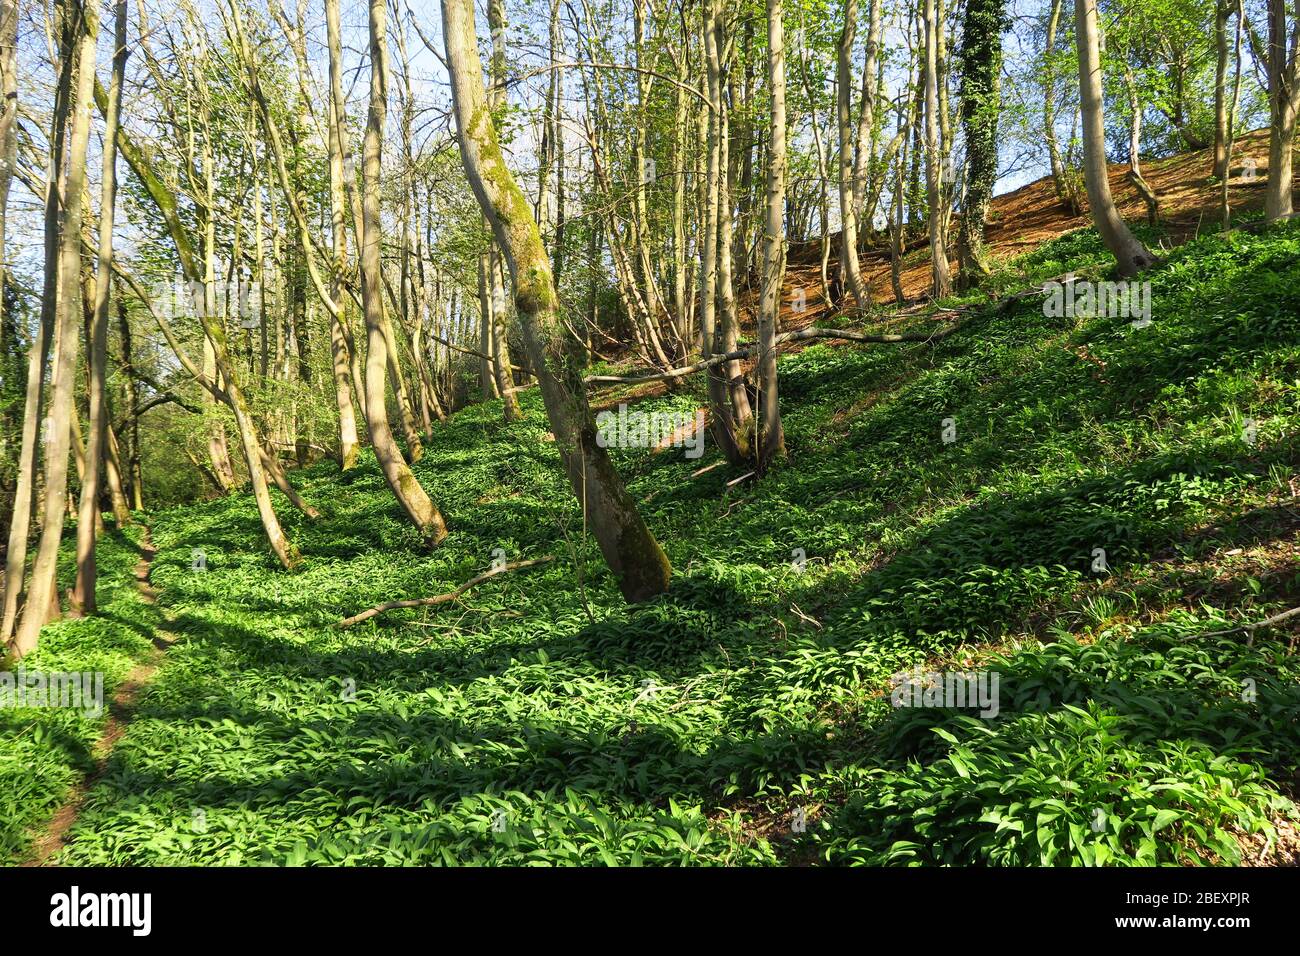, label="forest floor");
[5,141,1300,865]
